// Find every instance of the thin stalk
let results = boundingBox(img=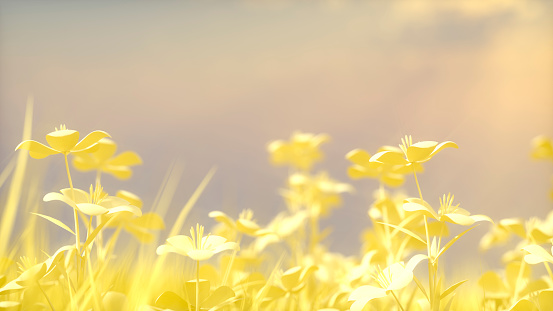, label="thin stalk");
[413,169,423,200]
[390,290,406,311]
[308,211,319,254]
[36,281,56,311]
[513,259,527,301]
[196,260,200,311]
[64,153,81,284]
[95,170,104,261]
[221,233,242,286]
[544,262,553,281]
